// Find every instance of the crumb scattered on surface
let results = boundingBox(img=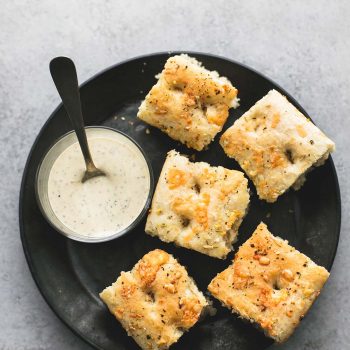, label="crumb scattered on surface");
[145,128,150,134]
[266,212,271,218]
[121,116,126,121]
